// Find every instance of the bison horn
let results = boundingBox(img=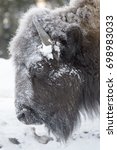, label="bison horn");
[33,16,52,46]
